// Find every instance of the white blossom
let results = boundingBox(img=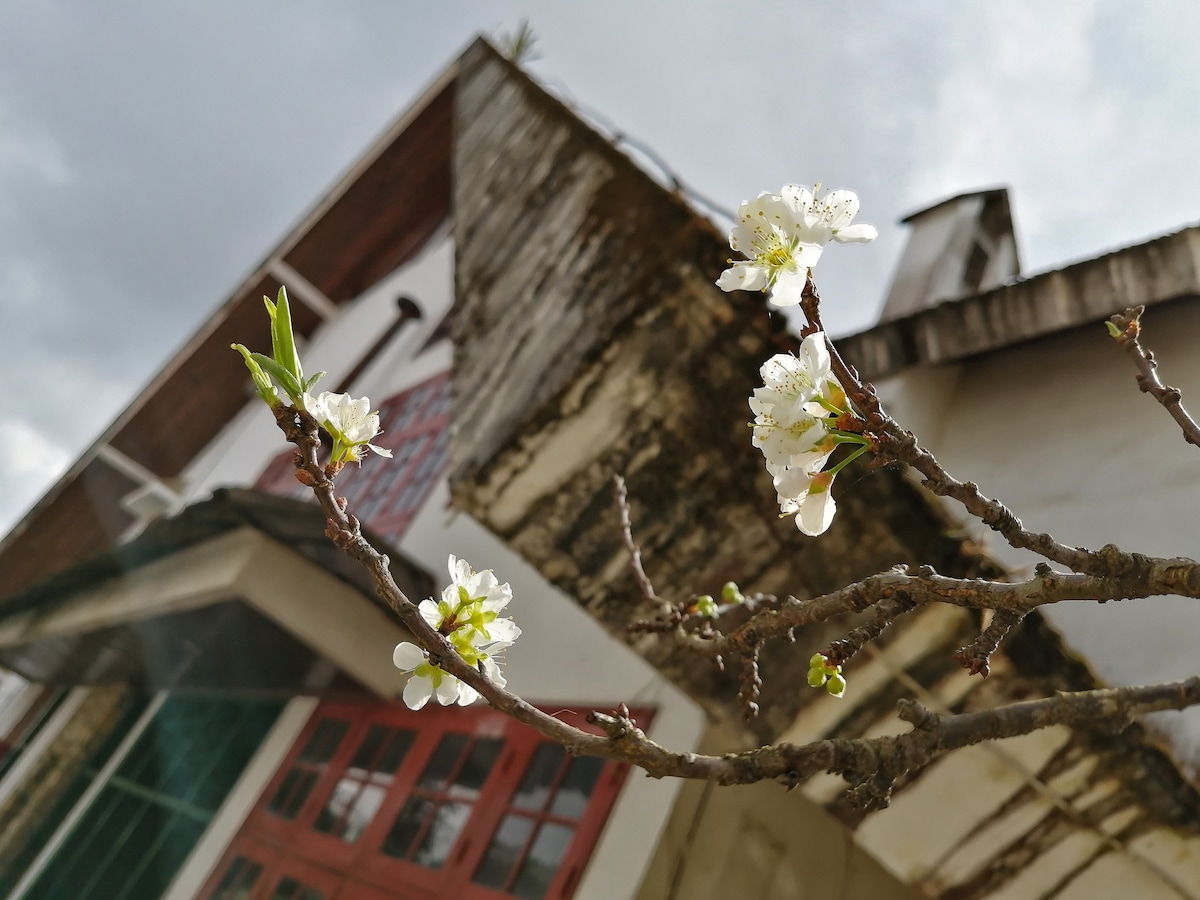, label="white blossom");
[433,555,521,647]
[775,468,837,536]
[302,391,393,462]
[783,184,878,246]
[392,642,467,710]
[717,185,876,306]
